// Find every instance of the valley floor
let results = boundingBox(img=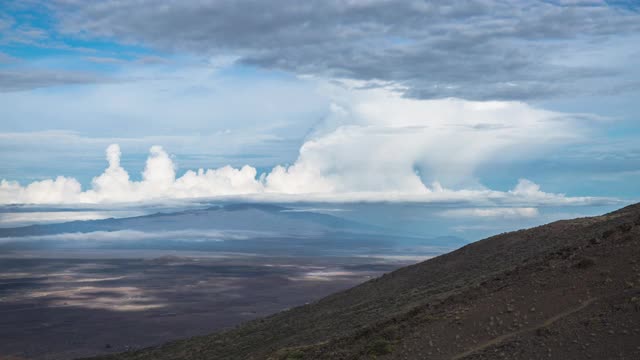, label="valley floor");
[0,252,418,359]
